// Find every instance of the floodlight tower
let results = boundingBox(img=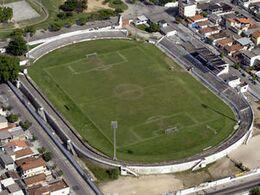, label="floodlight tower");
[111,121,118,160]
